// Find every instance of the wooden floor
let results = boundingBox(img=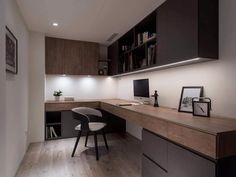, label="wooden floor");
[16,134,141,177]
